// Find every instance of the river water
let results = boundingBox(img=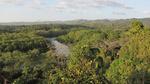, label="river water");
[46,38,70,57]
